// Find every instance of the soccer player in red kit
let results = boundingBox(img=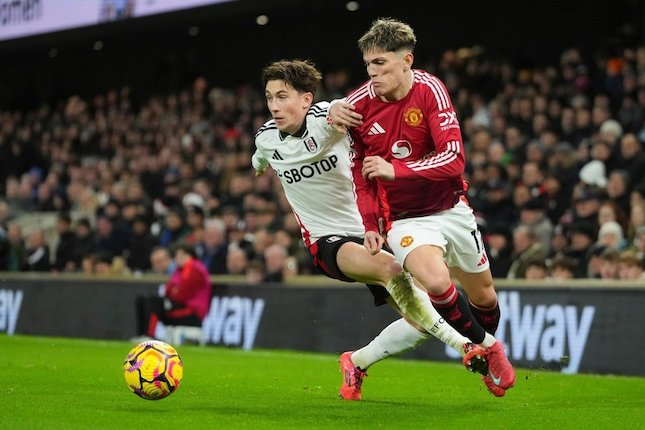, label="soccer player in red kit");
[329,18,515,396]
